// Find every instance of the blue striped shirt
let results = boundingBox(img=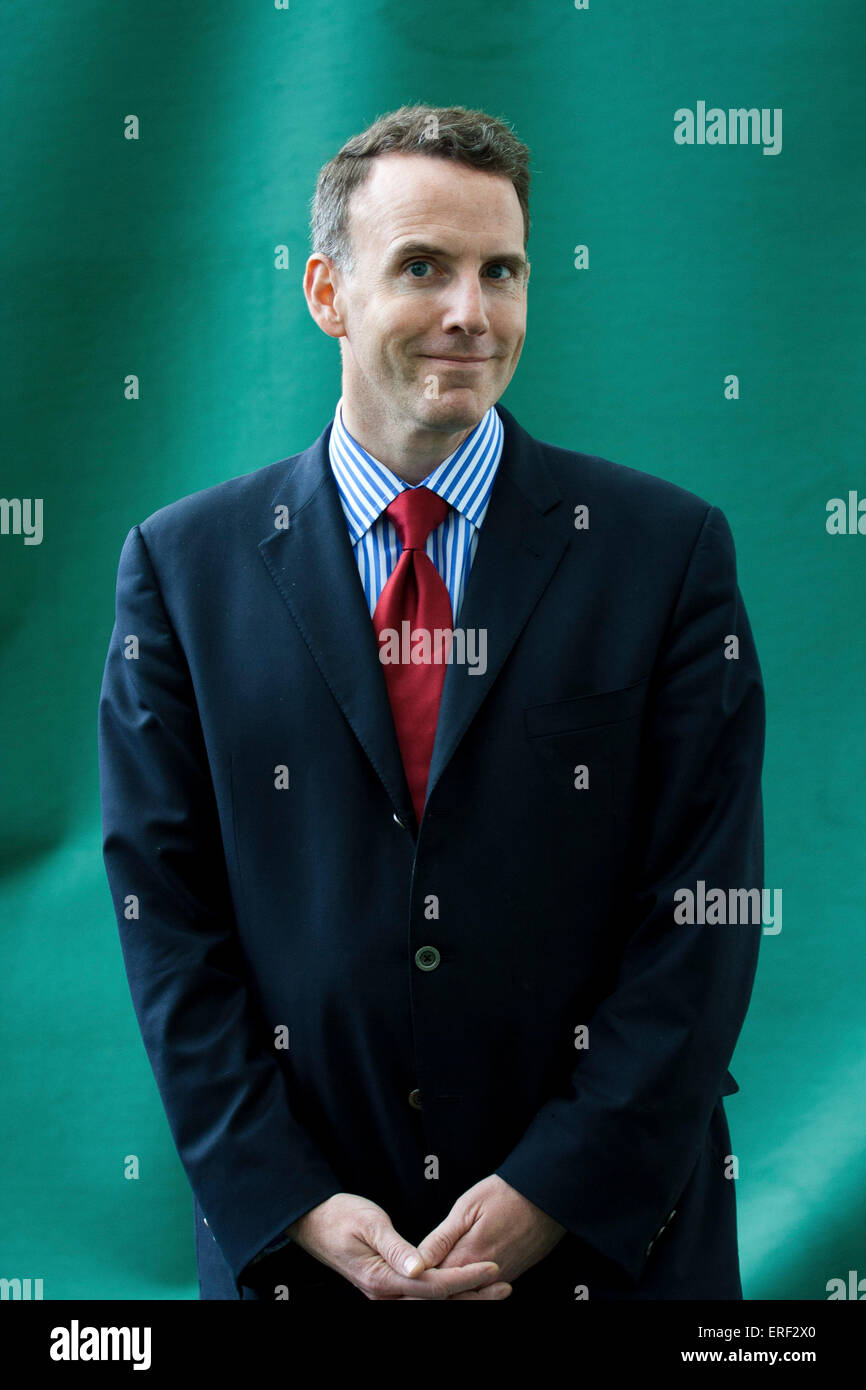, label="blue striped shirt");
[328,397,504,623]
